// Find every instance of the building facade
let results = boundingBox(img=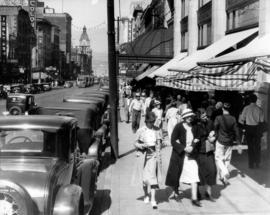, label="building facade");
[0,6,35,83]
